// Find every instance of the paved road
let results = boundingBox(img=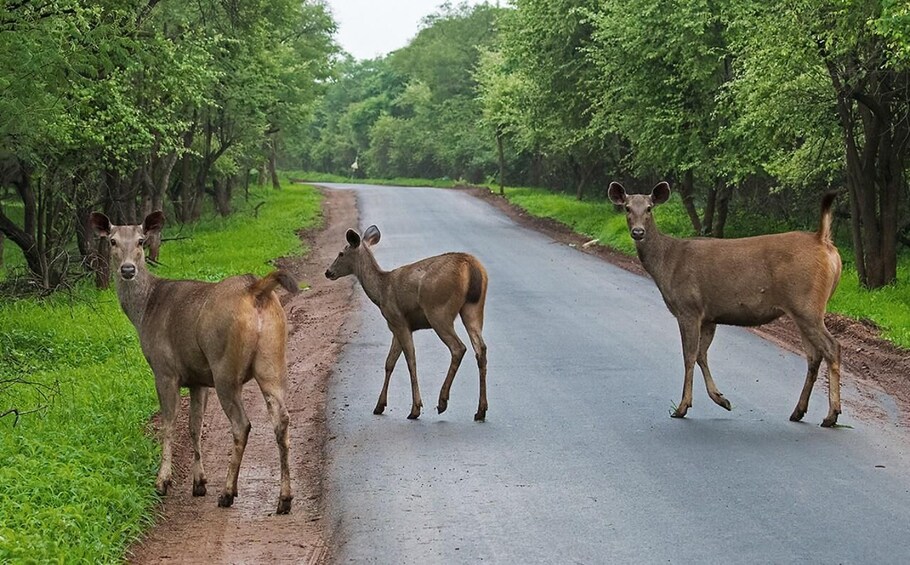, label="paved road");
[320,184,910,564]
